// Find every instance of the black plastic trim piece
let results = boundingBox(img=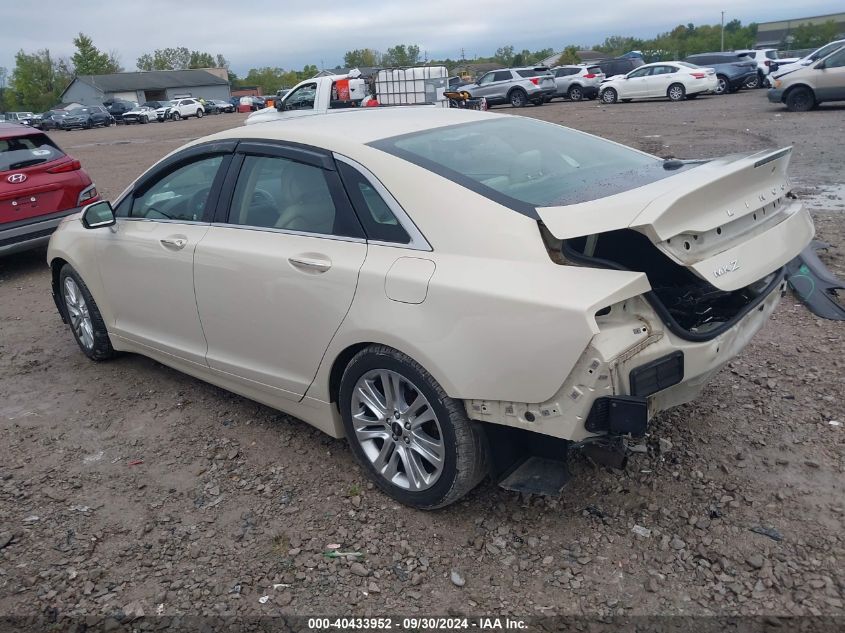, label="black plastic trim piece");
[584,396,648,437]
[629,351,685,397]
[235,140,335,170]
[559,231,785,342]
